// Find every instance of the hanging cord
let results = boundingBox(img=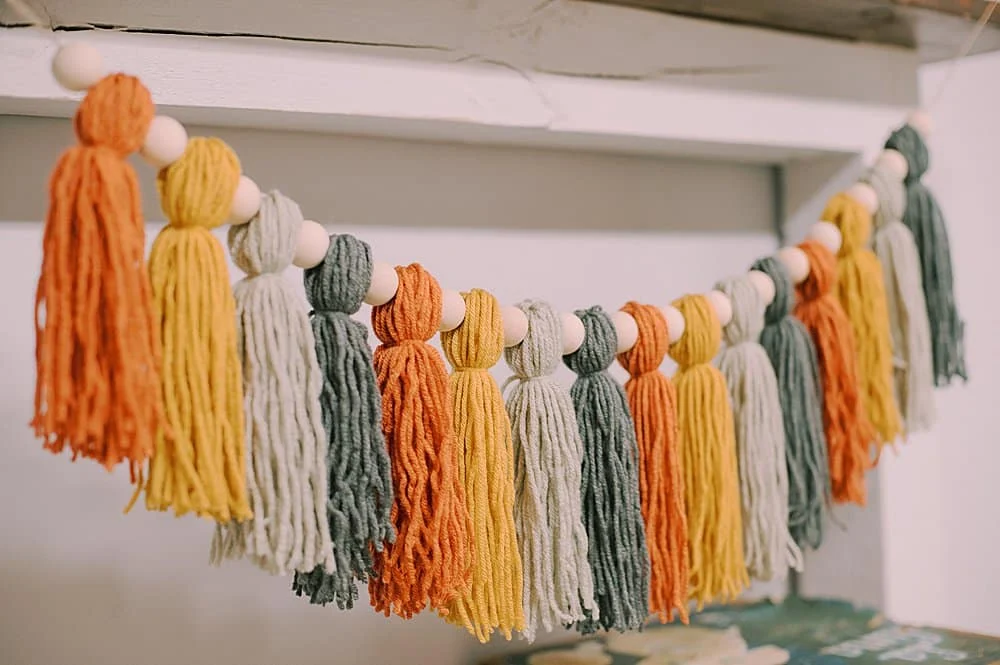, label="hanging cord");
[368,264,471,619]
[668,294,748,609]
[564,306,649,634]
[292,234,395,609]
[617,302,689,624]
[927,1,999,109]
[714,276,803,583]
[862,165,936,433]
